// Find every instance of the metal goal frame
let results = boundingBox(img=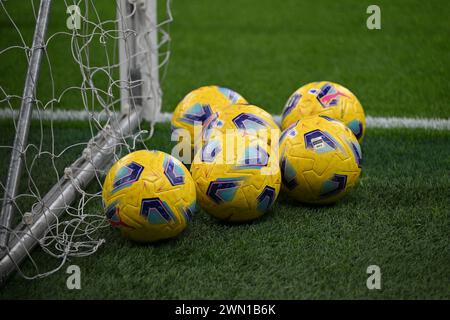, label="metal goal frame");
[0,0,162,285]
